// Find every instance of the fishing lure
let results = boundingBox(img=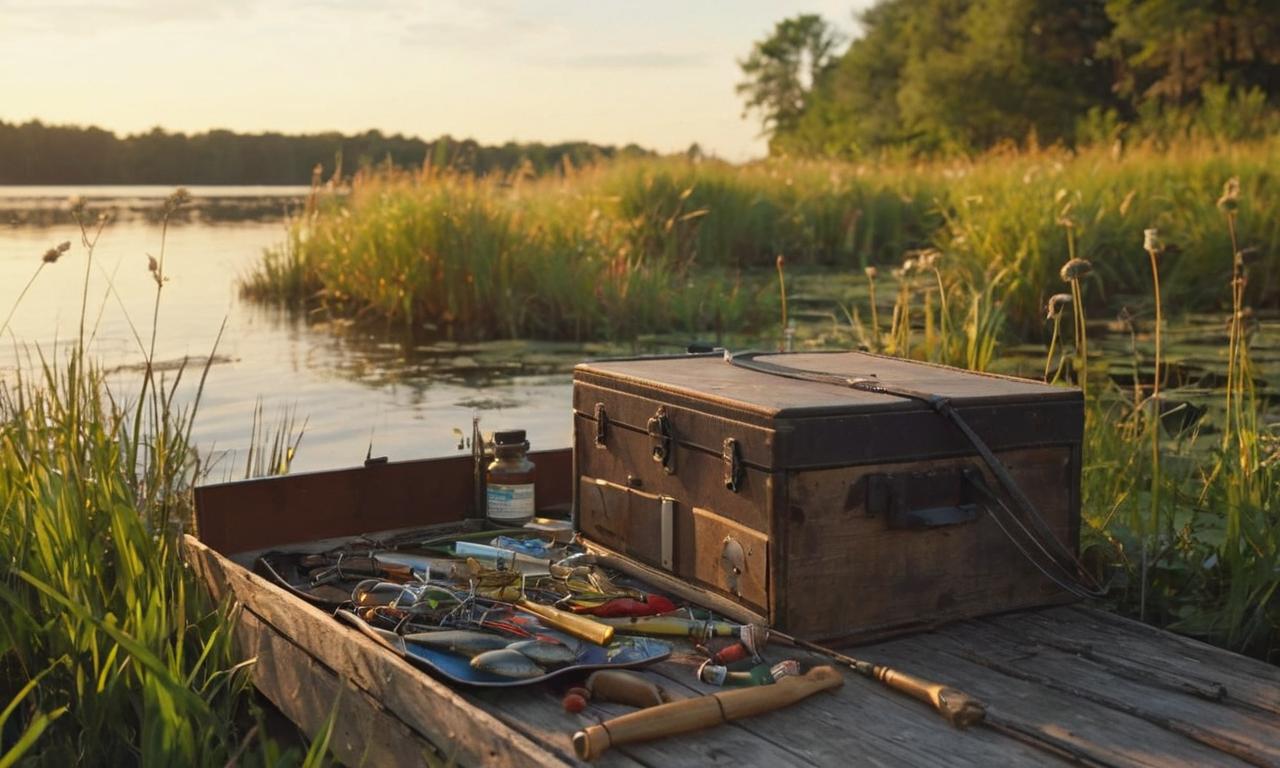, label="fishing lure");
[470,648,545,679]
[571,595,677,618]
